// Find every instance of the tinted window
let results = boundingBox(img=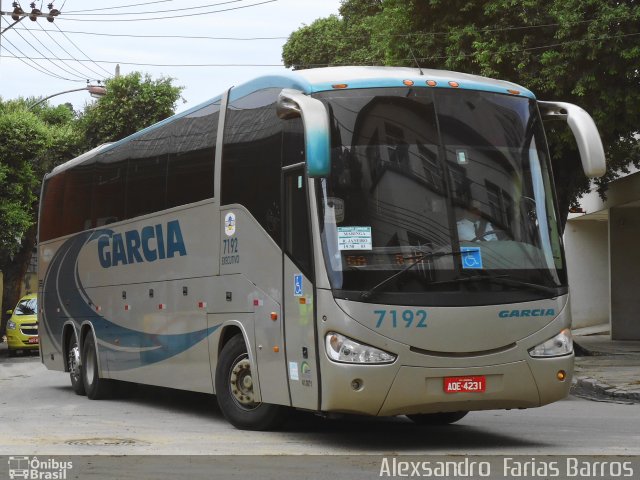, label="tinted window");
[91,159,126,227]
[39,173,66,241]
[166,148,215,208]
[63,163,94,233]
[126,155,167,218]
[222,88,282,244]
[284,169,312,275]
[40,99,221,241]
